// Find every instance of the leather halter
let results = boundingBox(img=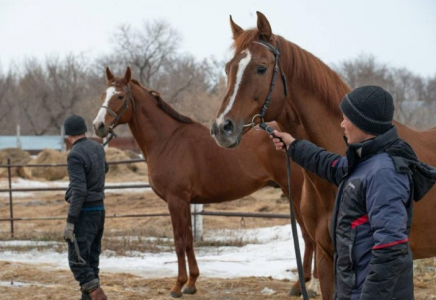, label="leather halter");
[243,40,289,128]
[245,41,308,300]
[101,84,136,146]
